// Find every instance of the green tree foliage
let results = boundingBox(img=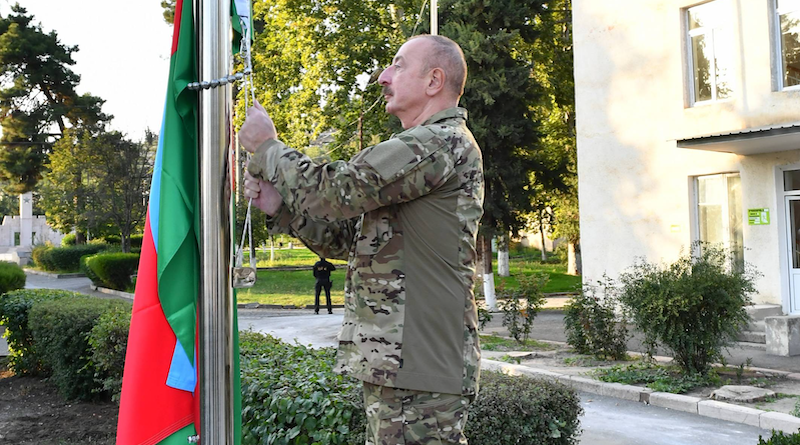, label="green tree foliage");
[243,0,421,160]
[161,0,176,25]
[0,5,109,194]
[39,130,152,251]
